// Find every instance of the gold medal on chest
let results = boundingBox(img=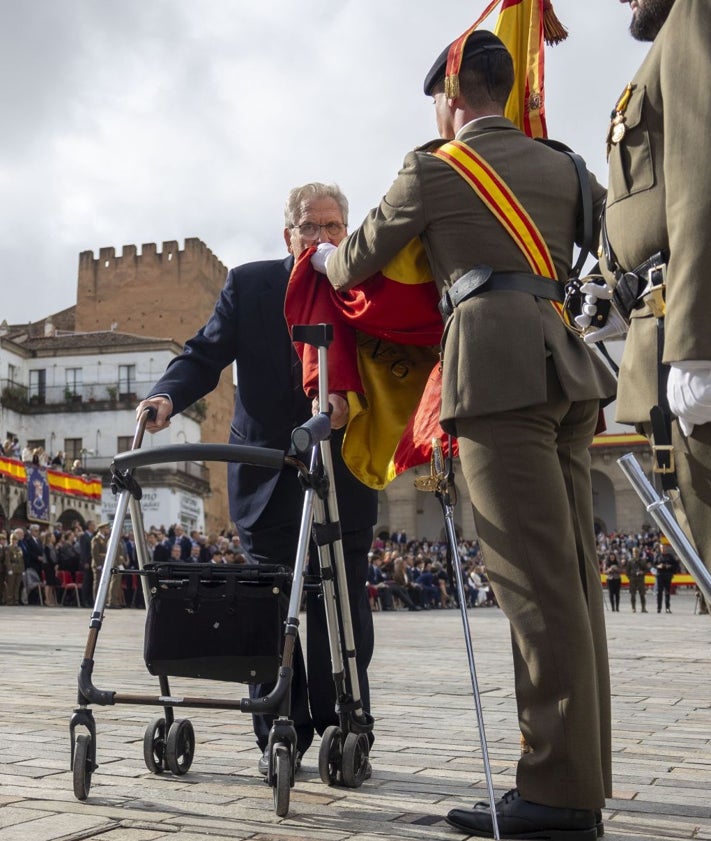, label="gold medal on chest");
[606,83,635,159]
[611,116,626,144]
